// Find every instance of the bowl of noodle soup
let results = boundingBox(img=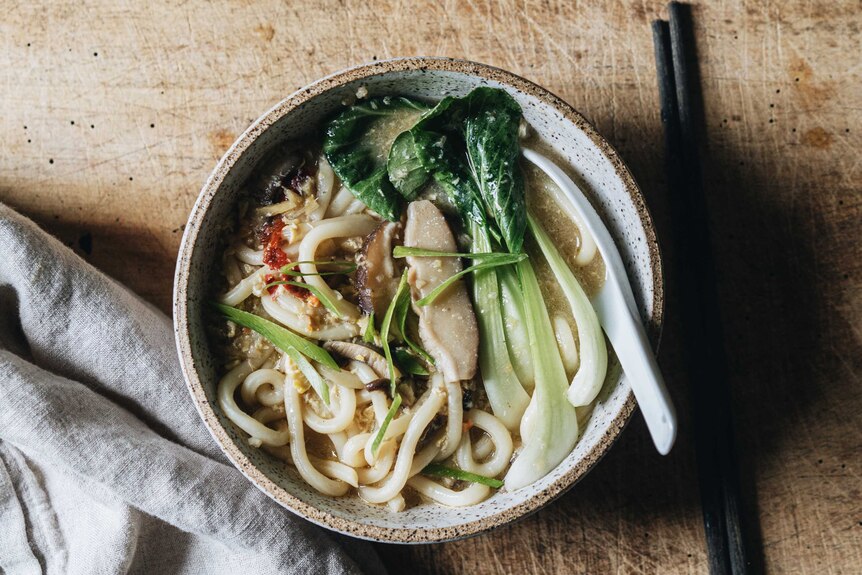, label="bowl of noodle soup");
[174,58,663,542]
